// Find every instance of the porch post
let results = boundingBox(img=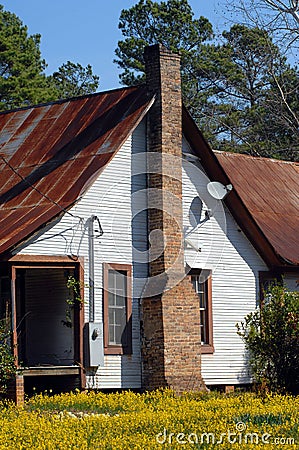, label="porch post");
[11,266,18,364]
[7,374,24,405]
[9,267,24,404]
